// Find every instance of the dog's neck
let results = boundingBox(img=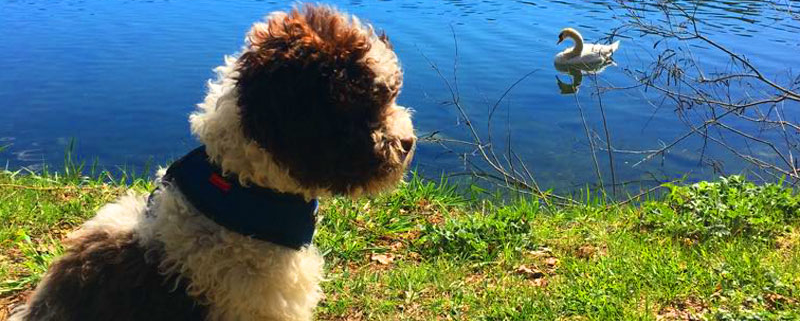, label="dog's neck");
[163,146,318,249]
